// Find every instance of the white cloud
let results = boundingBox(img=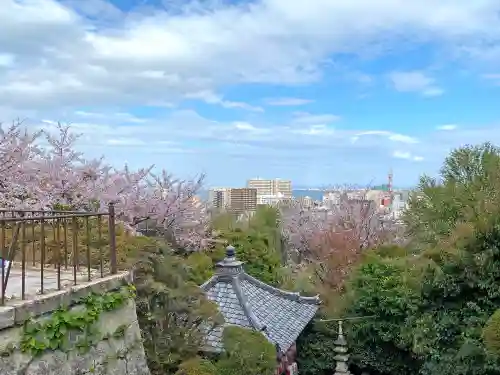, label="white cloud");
[437,124,458,131]
[352,130,419,144]
[292,124,335,136]
[232,121,270,134]
[3,0,500,185]
[265,98,314,106]
[388,71,444,96]
[106,138,147,146]
[1,0,499,110]
[292,112,341,124]
[185,91,263,112]
[393,150,424,162]
[20,108,500,186]
[31,109,420,154]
